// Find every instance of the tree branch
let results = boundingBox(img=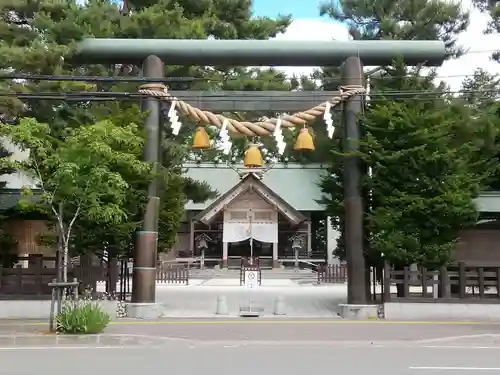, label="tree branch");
[66,204,81,242]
